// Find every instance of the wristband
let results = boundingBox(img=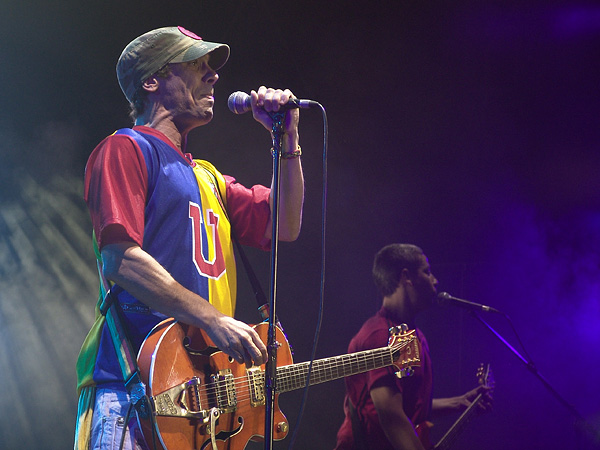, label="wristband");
[271,145,302,159]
